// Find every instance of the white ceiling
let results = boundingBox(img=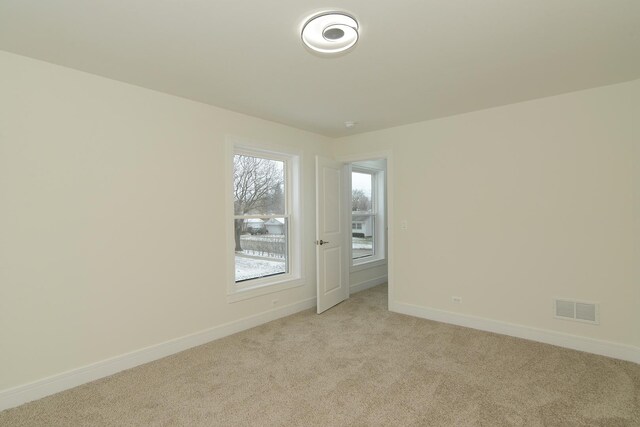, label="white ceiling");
[1,1,639,137]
